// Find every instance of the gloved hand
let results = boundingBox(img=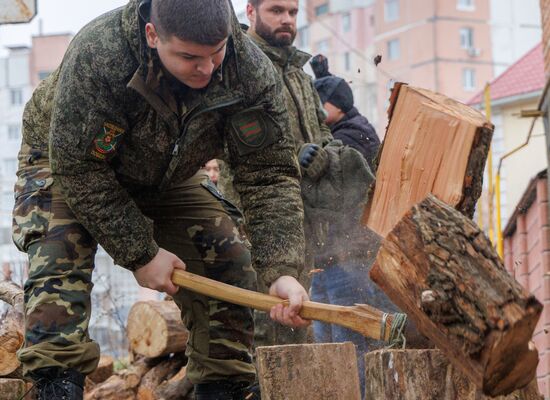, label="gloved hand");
[298,143,329,181]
